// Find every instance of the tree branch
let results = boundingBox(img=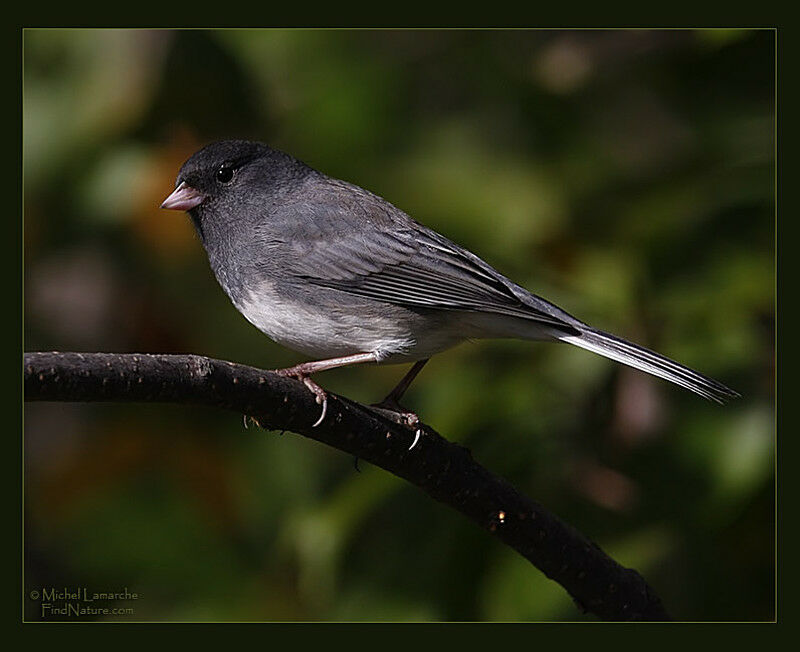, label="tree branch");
[23,351,670,621]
